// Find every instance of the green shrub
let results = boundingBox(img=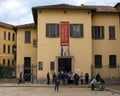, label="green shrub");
[0,64,15,79]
